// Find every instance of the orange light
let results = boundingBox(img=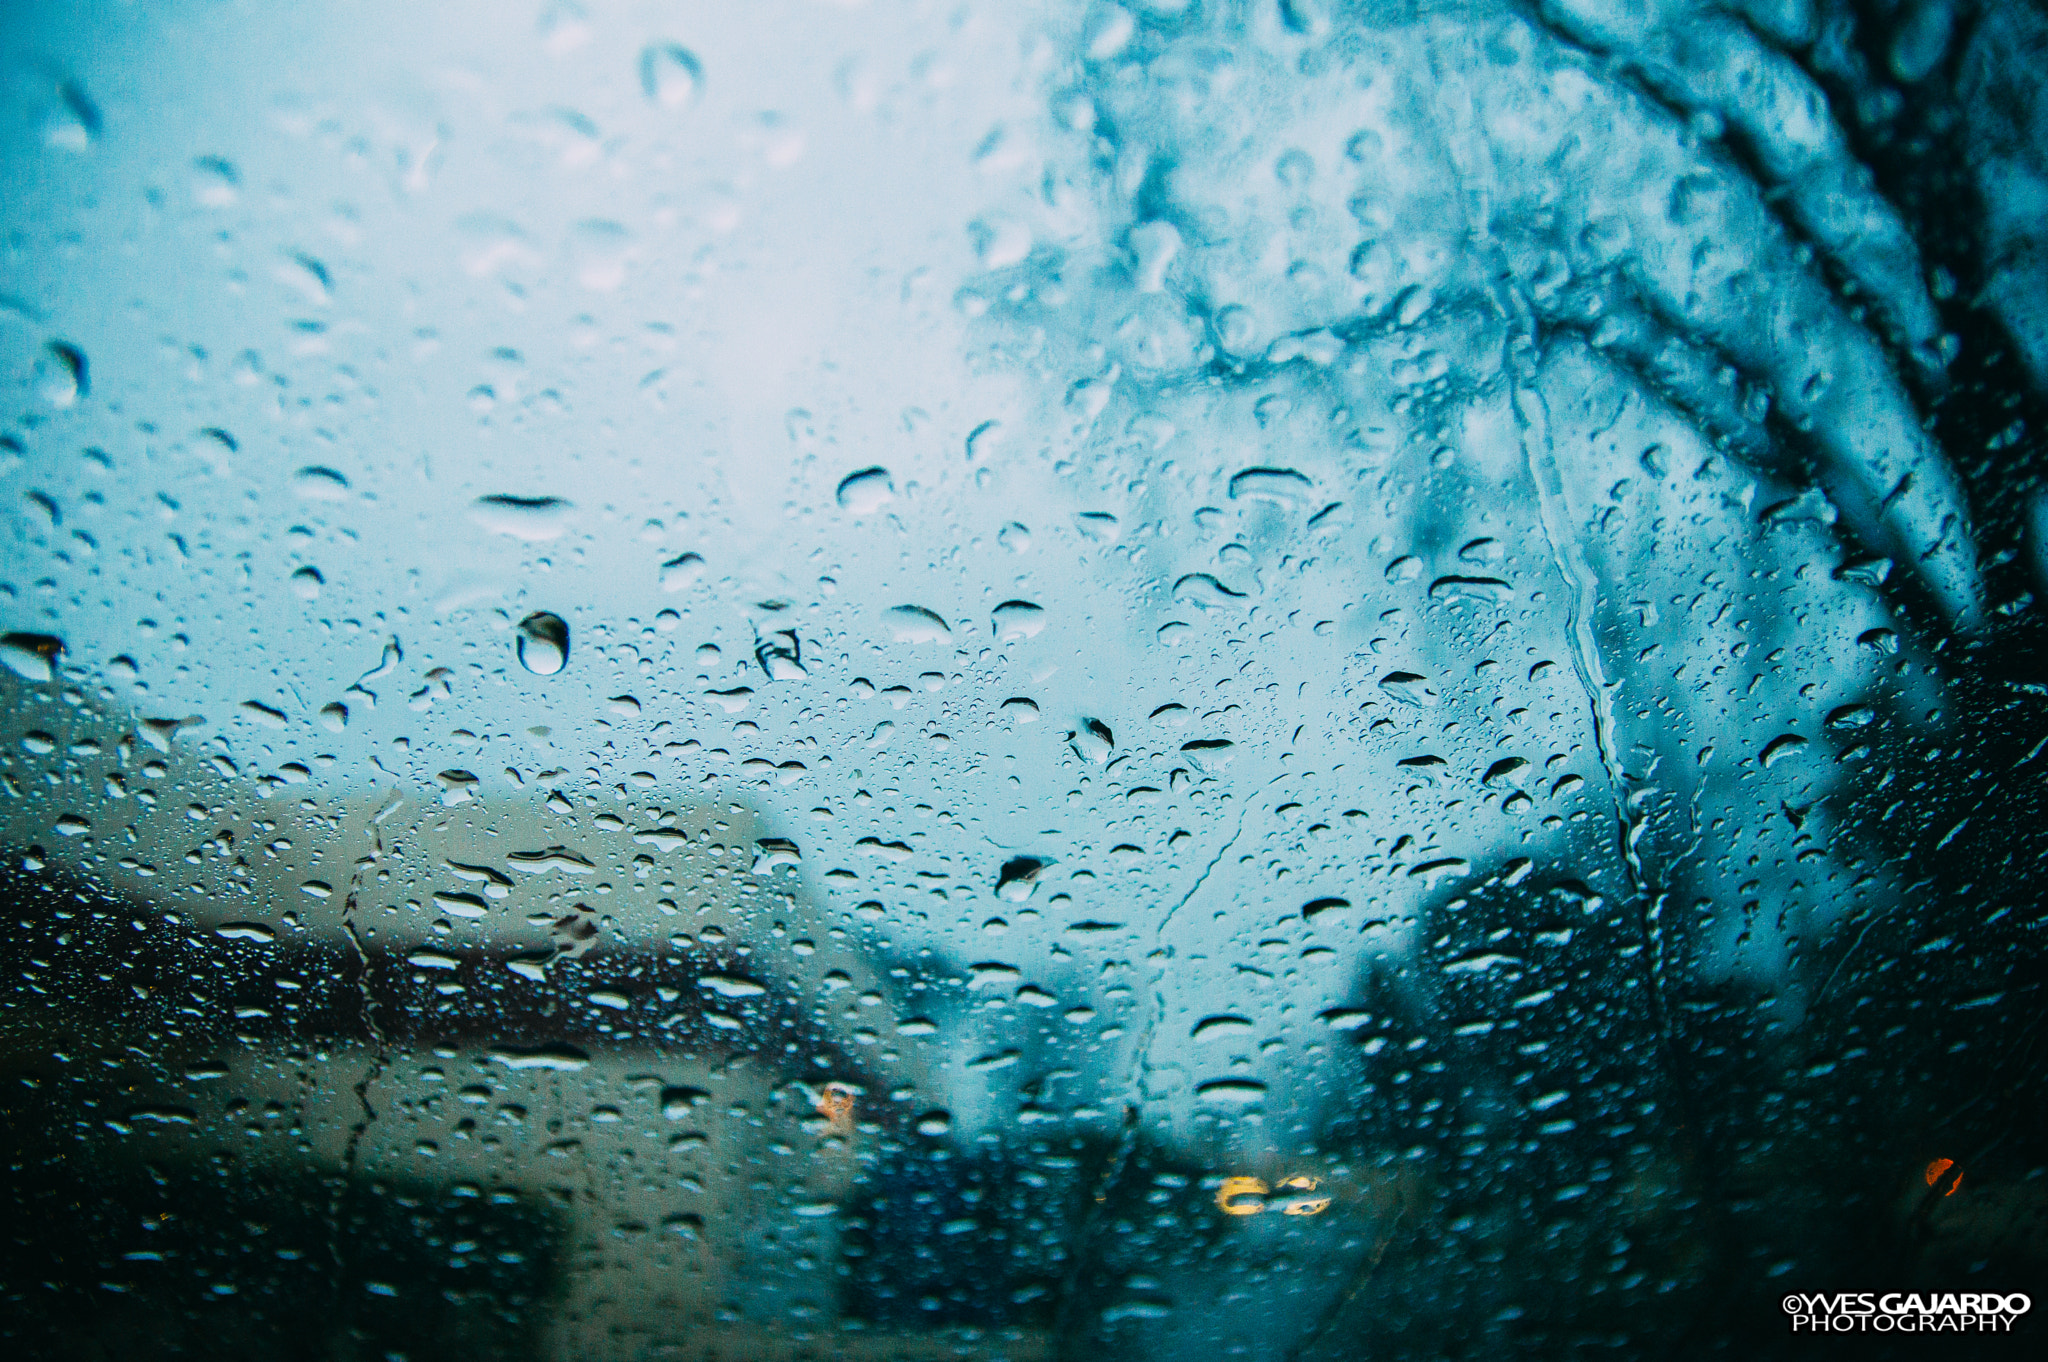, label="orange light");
[816,1083,856,1132]
[1924,1158,1961,1195]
